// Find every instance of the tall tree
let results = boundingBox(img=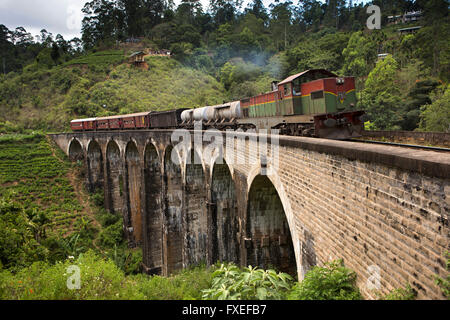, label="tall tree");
[297,0,323,30]
[209,0,242,25]
[176,0,203,25]
[341,31,377,77]
[414,0,449,78]
[82,0,126,48]
[361,55,403,130]
[245,0,269,24]
[269,1,294,51]
[50,42,60,65]
[56,34,69,53]
[419,84,450,132]
[0,25,11,44]
[323,0,347,29]
[39,29,53,47]
[119,0,143,37]
[12,27,34,46]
